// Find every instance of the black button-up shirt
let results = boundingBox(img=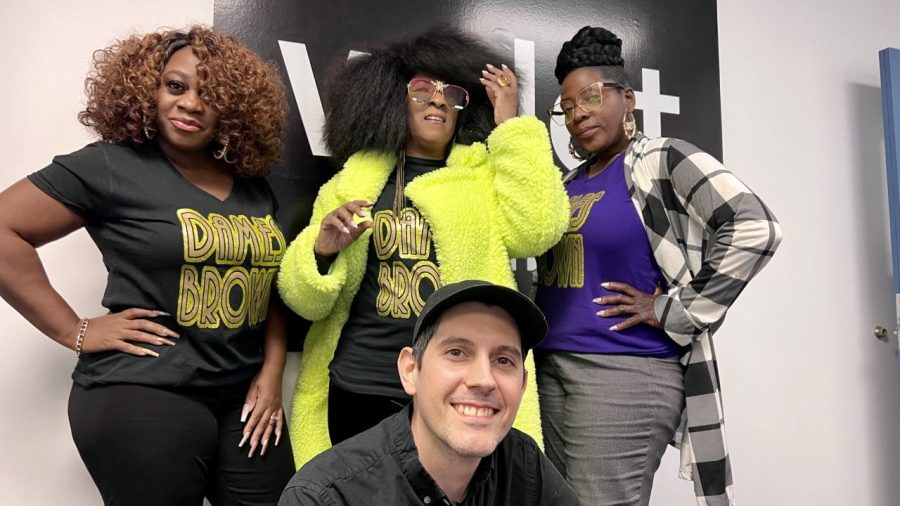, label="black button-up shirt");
[278,406,577,505]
